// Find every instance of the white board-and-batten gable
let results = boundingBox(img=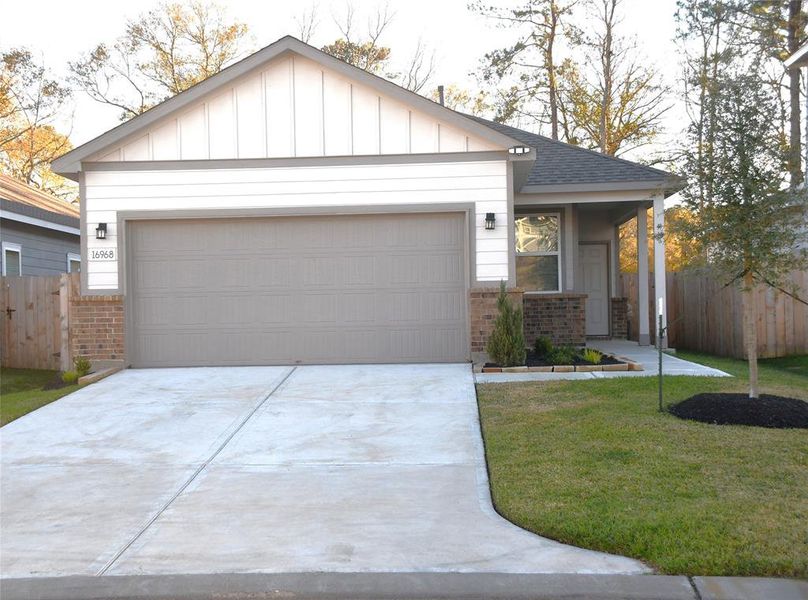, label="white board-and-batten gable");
[86,52,503,165]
